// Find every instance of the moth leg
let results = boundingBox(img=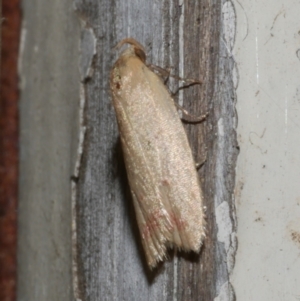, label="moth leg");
[195,158,206,170]
[148,64,172,83]
[169,77,206,123]
[175,102,208,123]
[195,146,207,169]
[148,64,204,86]
[149,63,207,122]
[171,78,203,96]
